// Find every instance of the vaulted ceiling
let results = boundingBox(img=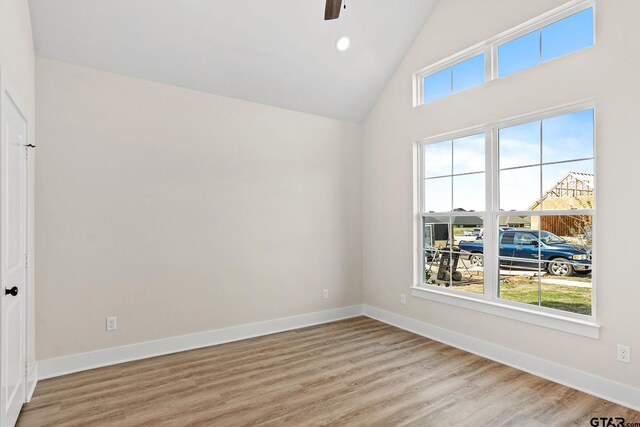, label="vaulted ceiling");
[28,0,438,122]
